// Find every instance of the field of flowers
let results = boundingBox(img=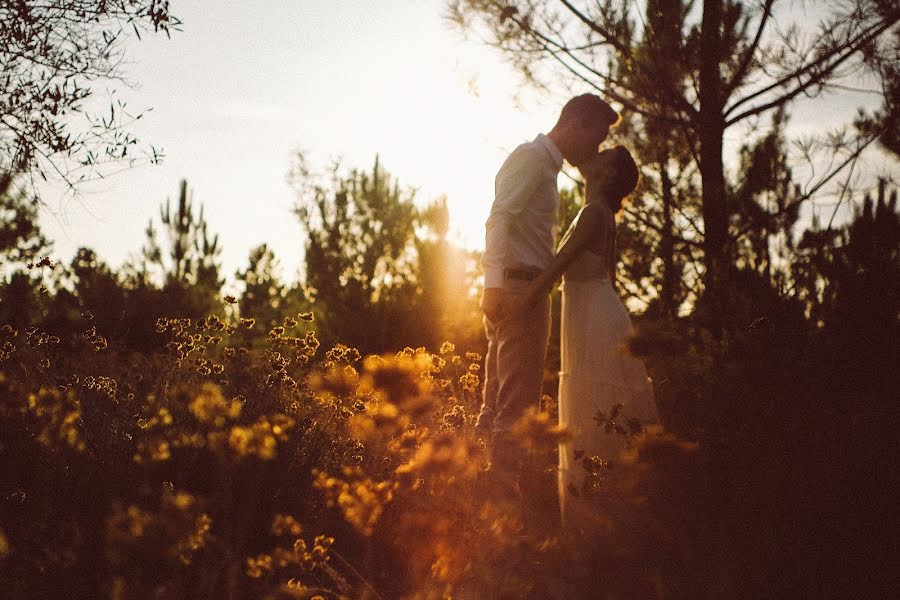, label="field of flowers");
[12,285,897,600]
[0,305,715,599]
